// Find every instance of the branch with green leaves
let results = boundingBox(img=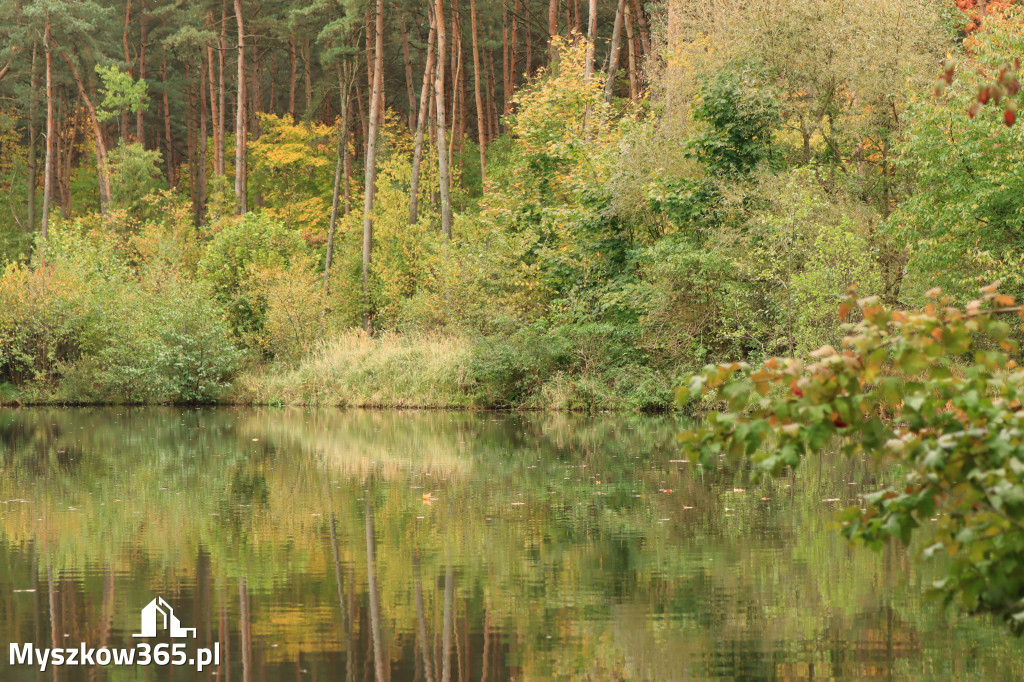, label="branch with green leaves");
[677,283,1024,633]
